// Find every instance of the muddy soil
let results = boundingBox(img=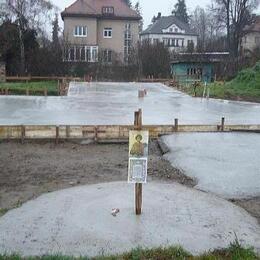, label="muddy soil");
[0,140,194,210]
[0,140,259,225]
